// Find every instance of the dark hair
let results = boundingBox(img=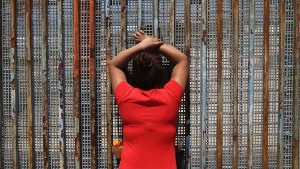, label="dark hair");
[132,51,165,90]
